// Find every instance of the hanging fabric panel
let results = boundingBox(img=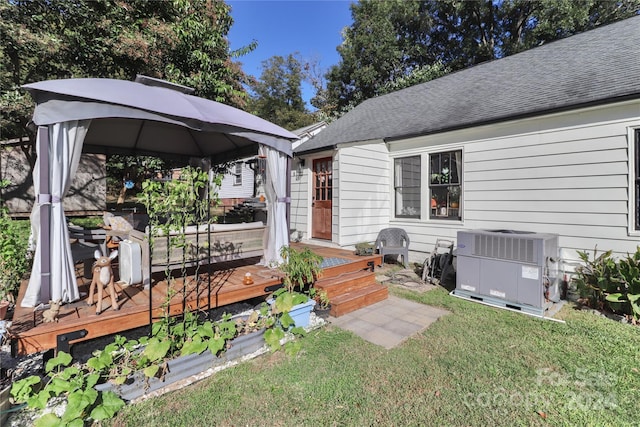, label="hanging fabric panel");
[22,120,90,307]
[260,144,289,266]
